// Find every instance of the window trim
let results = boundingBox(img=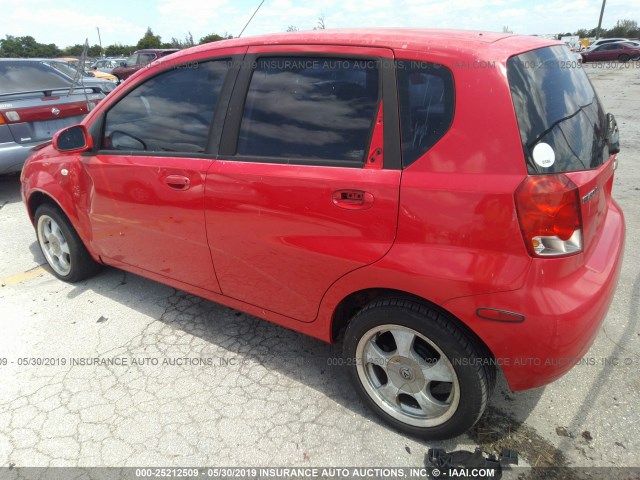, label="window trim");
[95,56,239,158]
[218,50,401,170]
